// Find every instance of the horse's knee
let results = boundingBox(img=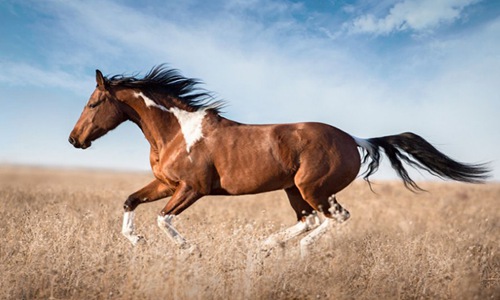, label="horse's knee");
[123,195,141,211]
